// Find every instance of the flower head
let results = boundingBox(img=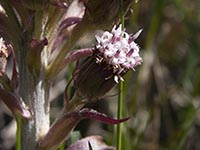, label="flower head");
[95,24,143,82]
[74,25,142,100]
